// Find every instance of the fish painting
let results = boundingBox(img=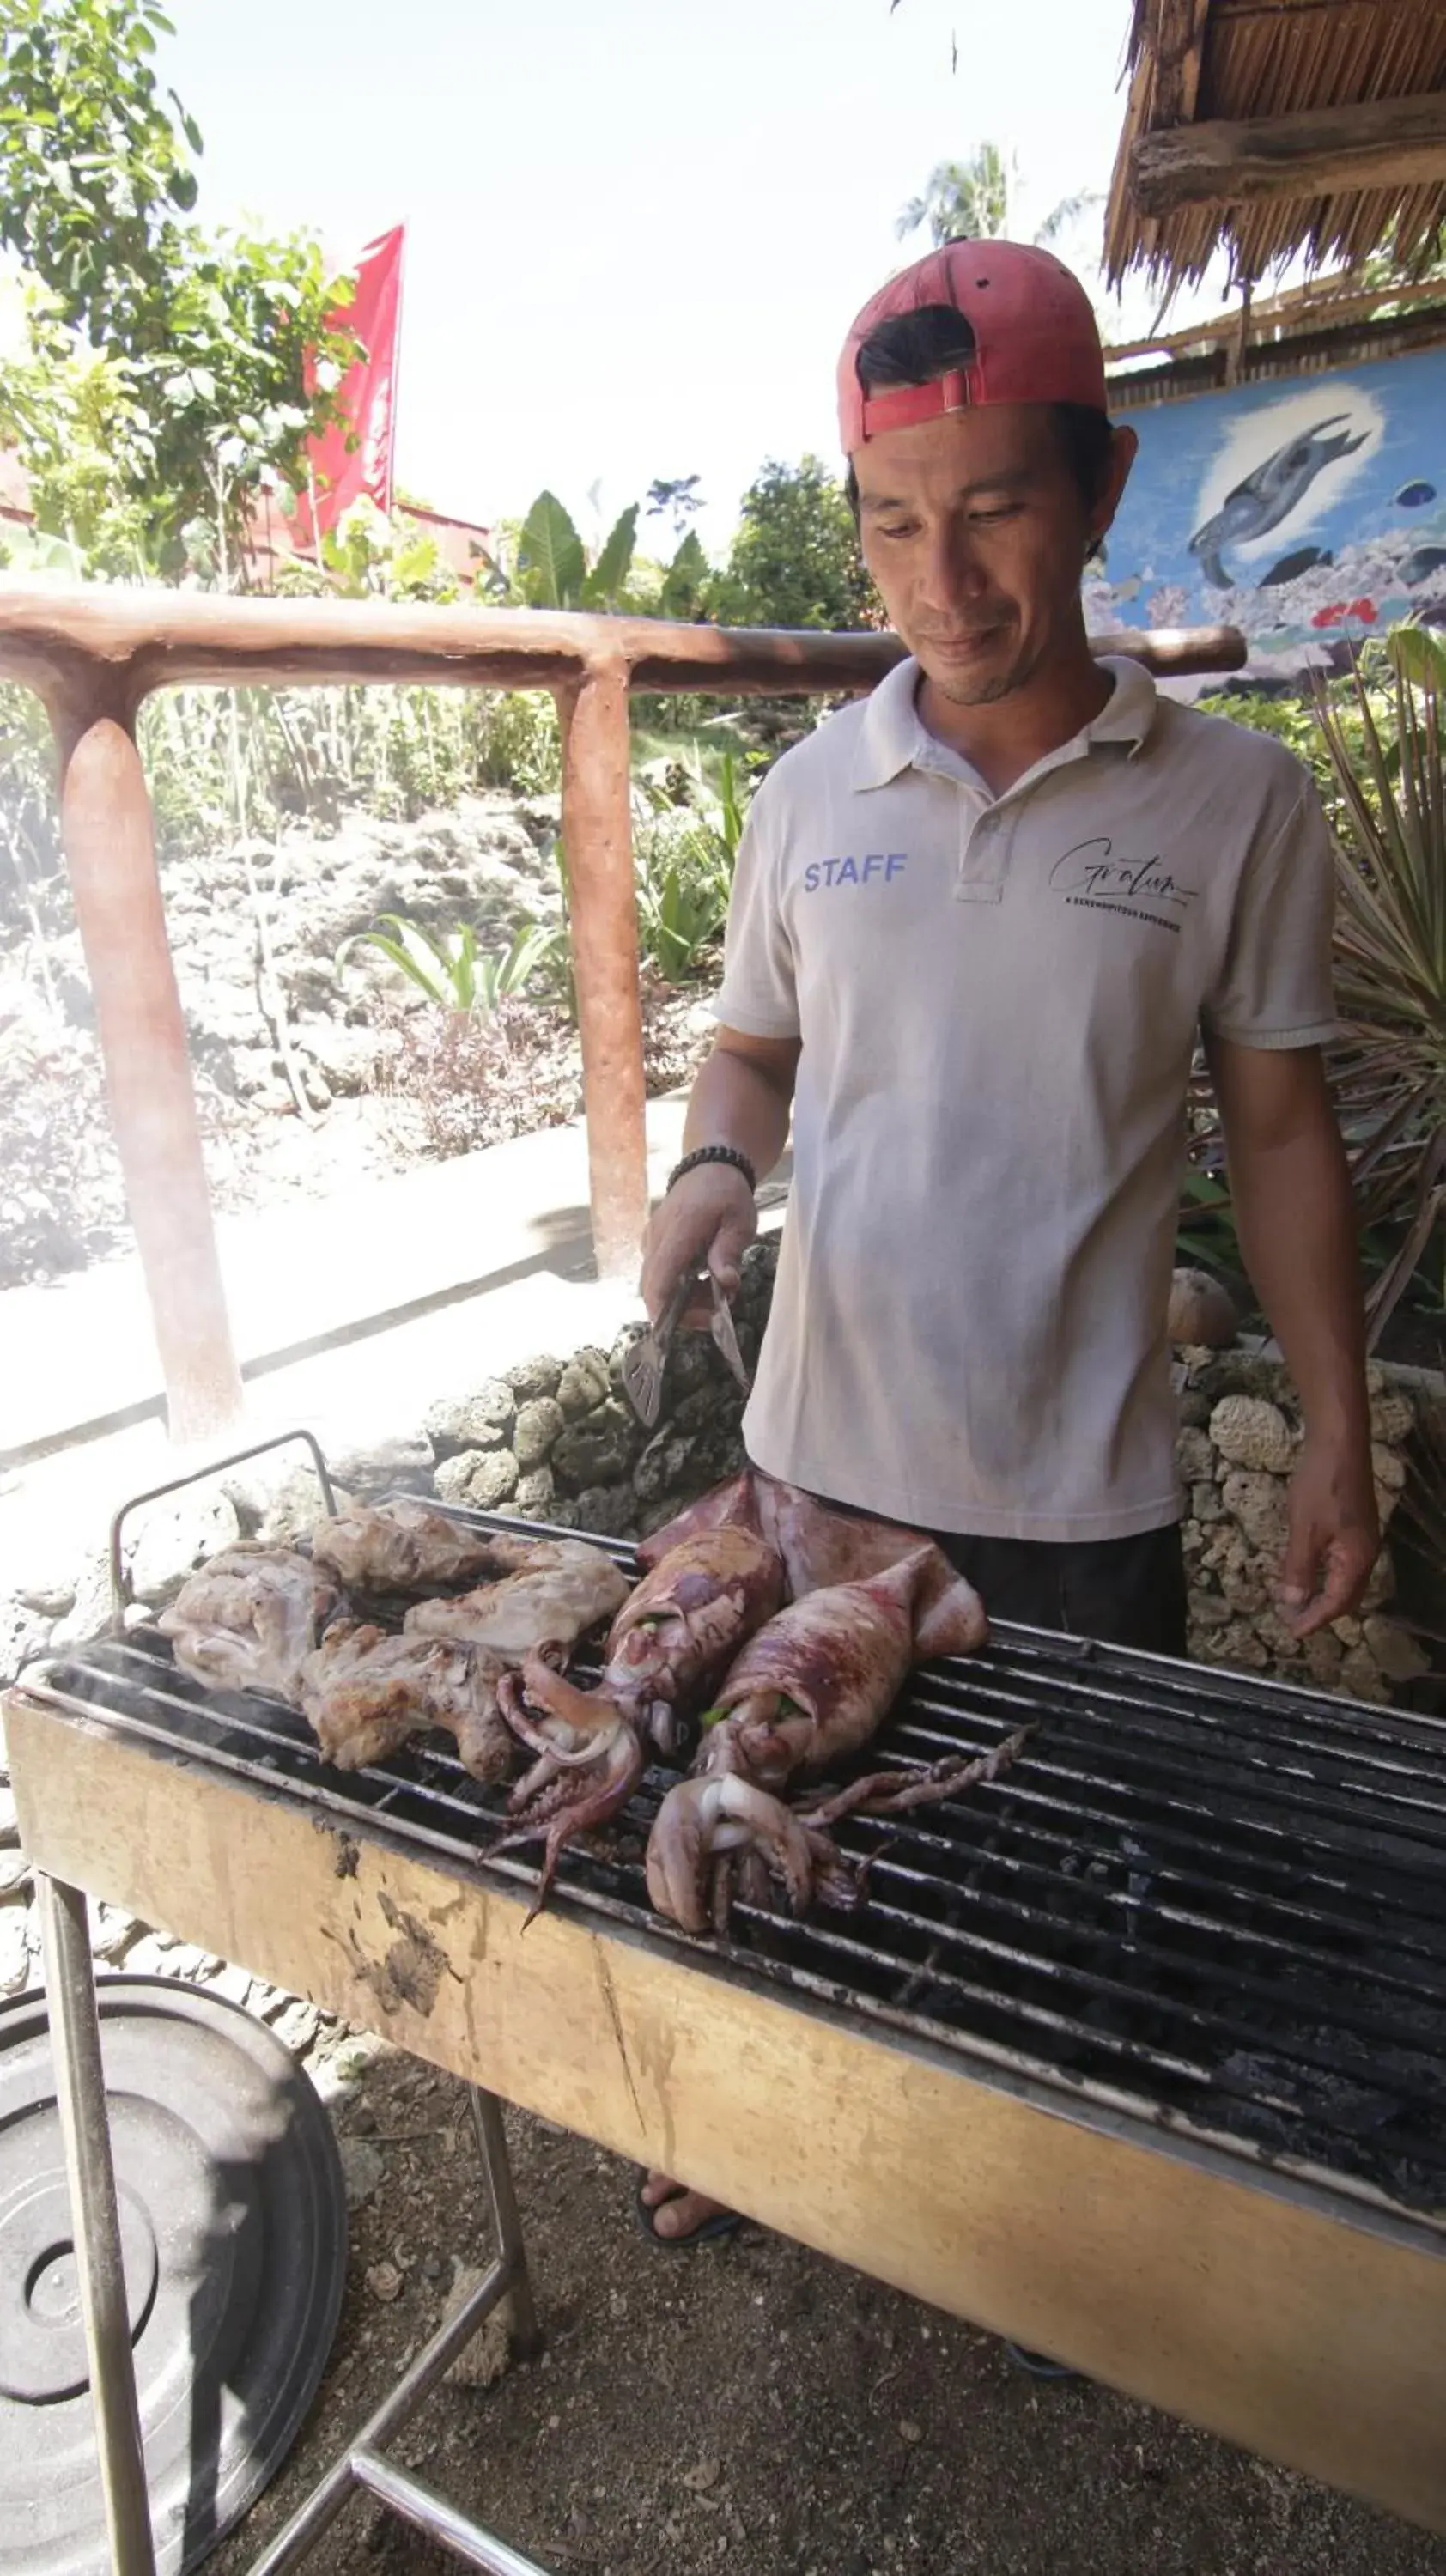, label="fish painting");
[1401,544,1446,587]
[1258,544,1331,589]
[1188,415,1370,589]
